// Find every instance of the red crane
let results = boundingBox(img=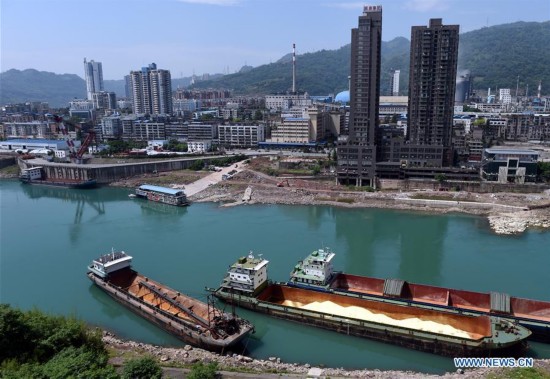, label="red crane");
[52,115,96,163]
